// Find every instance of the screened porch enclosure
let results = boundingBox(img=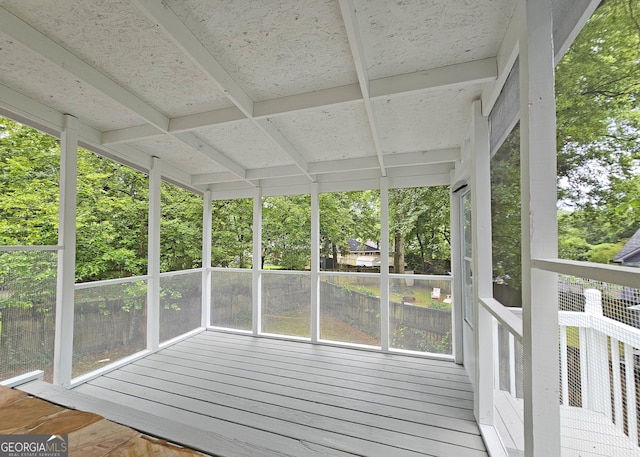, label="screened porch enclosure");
[1,1,640,457]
